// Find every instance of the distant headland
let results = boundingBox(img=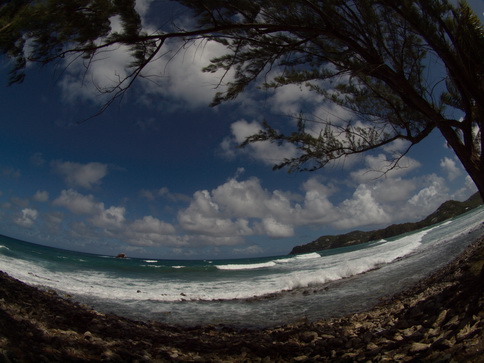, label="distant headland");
[290,192,483,255]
